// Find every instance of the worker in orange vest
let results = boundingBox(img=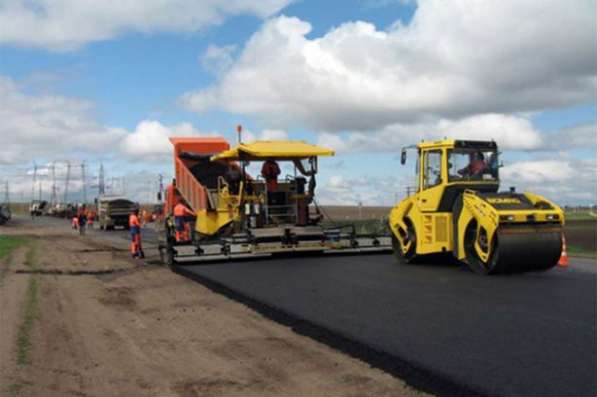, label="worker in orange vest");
[86,209,94,229]
[261,159,280,192]
[129,208,144,259]
[173,201,195,242]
